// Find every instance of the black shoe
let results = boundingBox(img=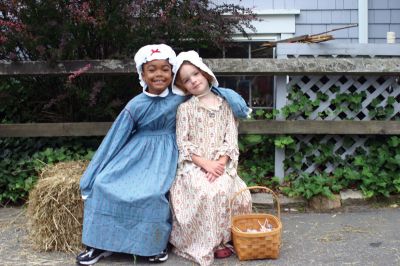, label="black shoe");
[76,246,112,265]
[148,249,168,263]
